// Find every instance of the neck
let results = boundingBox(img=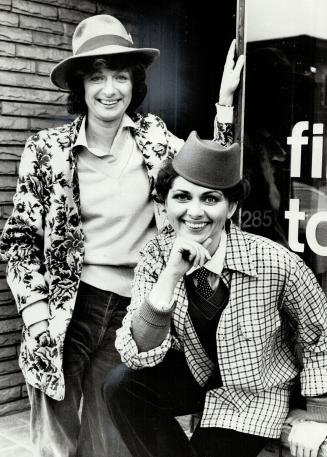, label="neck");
[209,235,221,256]
[208,228,227,256]
[86,115,123,154]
